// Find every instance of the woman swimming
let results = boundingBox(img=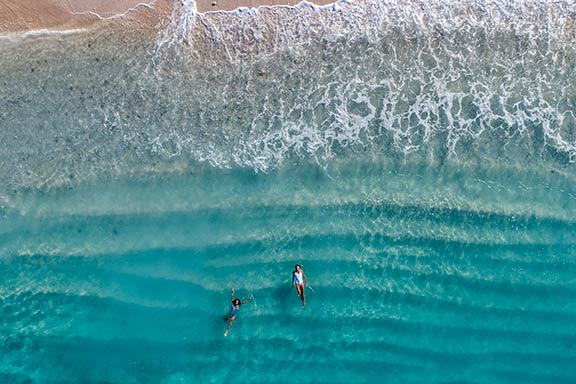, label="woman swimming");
[224,288,251,337]
[292,264,307,307]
